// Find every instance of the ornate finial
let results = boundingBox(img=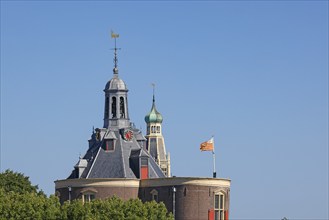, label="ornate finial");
[111,30,120,74]
[151,83,155,103]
